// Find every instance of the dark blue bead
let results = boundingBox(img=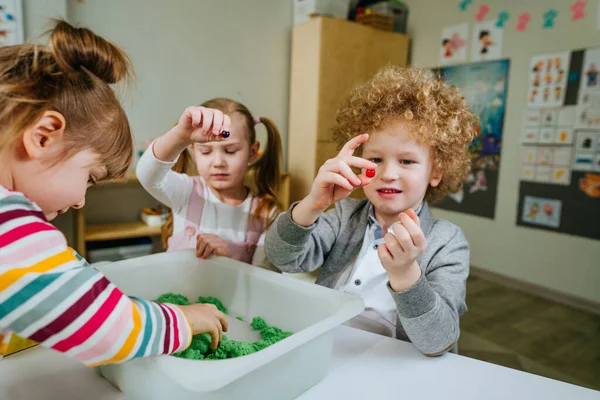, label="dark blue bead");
[221,131,230,138]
